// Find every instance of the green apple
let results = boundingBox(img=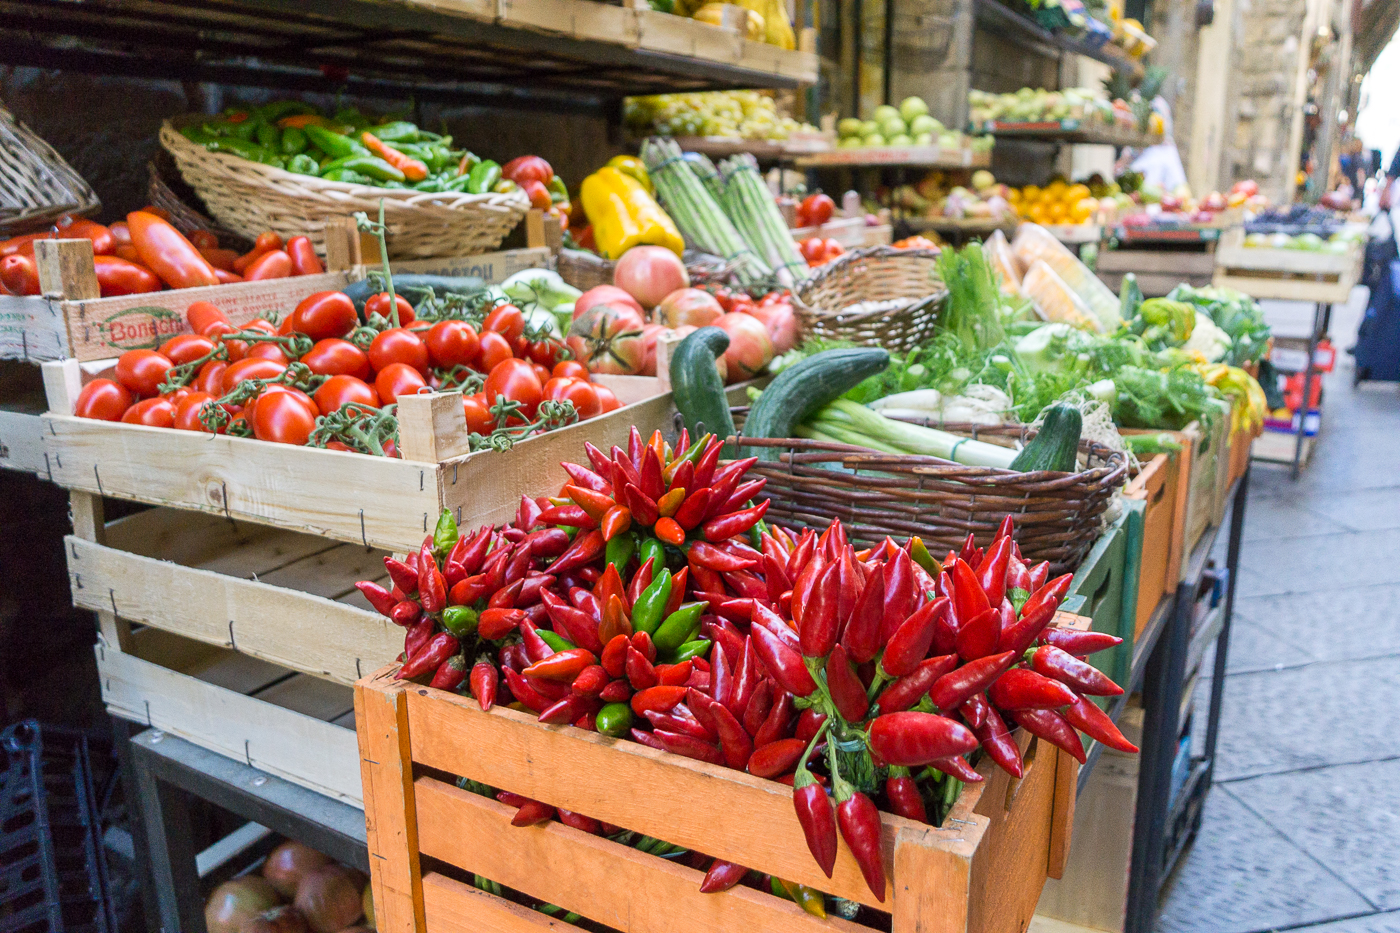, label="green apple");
[909,114,940,136]
[861,132,886,147]
[861,120,878,136]
[899,96,929,123]
[839,136,864,148]
[913,132,934,145]
[888,134,913,146]
[879,117,907,138]
[872,105,899,123]
[837,117,865,137]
